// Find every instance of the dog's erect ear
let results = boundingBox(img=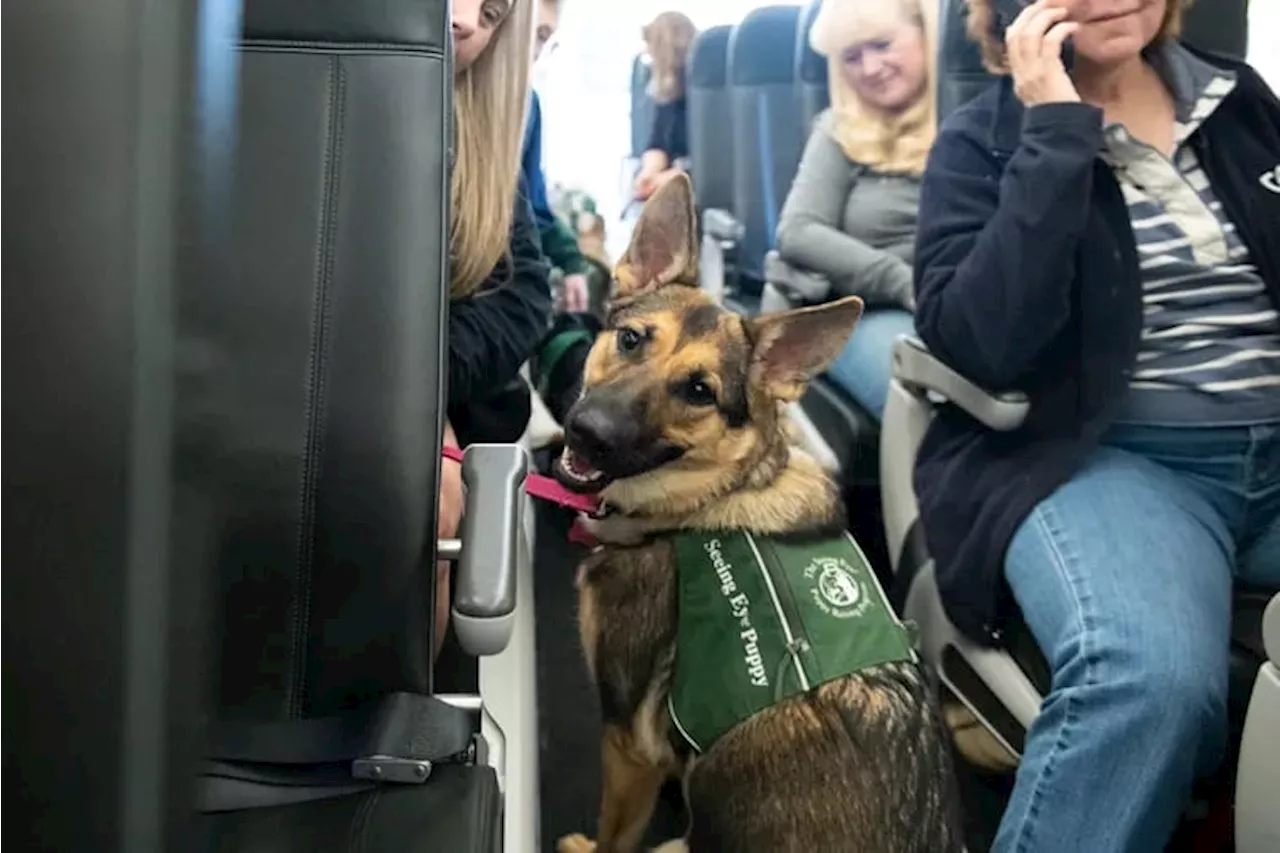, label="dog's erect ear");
[747,296,865,402]
[614,174,699,299]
